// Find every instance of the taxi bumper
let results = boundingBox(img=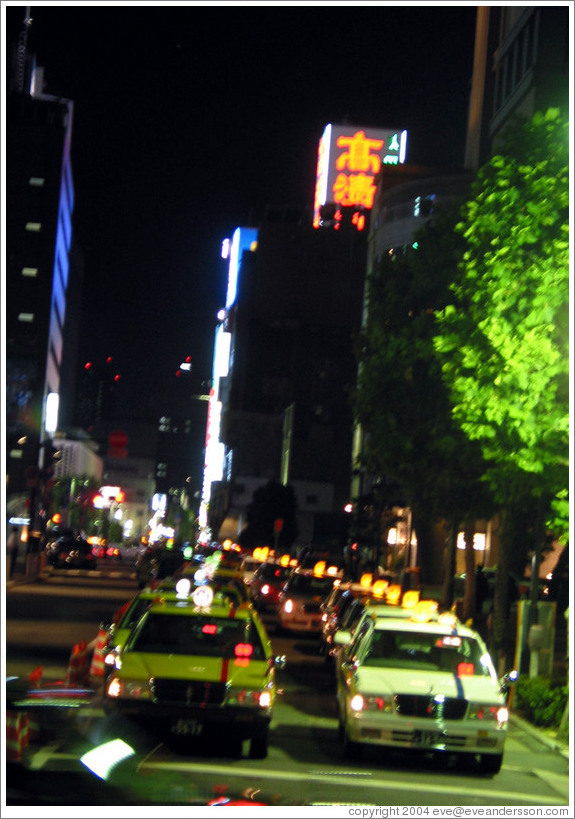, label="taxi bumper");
[345,708,507,755]
[105,699,272,739]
